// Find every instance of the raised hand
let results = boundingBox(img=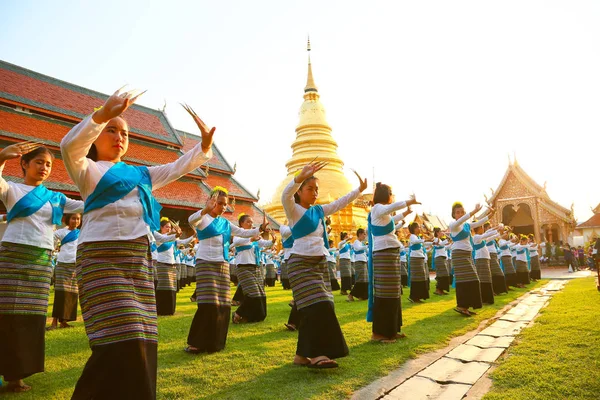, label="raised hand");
[93,86,146,124]
[0,141,44,163]
[202,196,217,215]
[407,193,421,206]
[487,207,496,217]
[471,203,483,216]
[182,103,215,153]
[295,157,328,183]
[350,169,368,192]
